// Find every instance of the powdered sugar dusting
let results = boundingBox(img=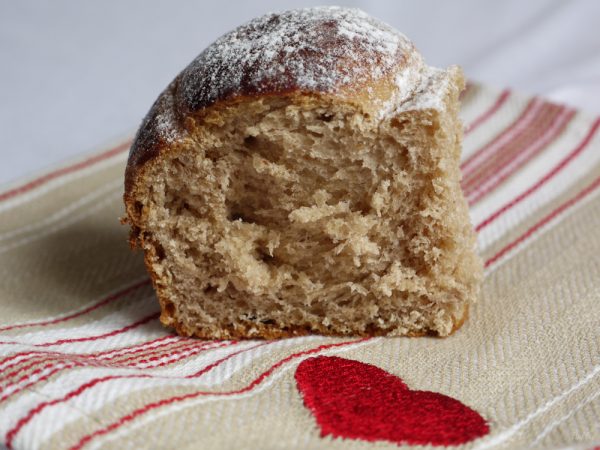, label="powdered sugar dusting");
[154,95,180,143]
[178,6,421,110]
[393,66,457,116]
